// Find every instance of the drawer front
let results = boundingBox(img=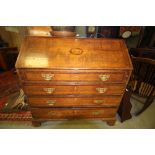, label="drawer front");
[74,108,117,118]
[24,85,125,95]
[24,71,125,83]
[31,108,74,119]
[31,108,117,119]
[28,96,121,107]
